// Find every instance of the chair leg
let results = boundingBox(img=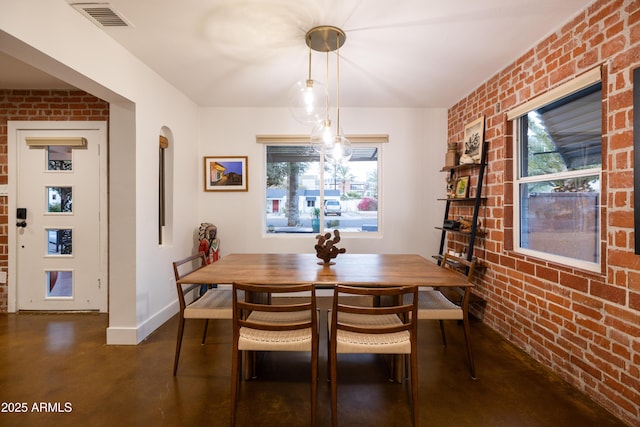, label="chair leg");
[230,342,241,426]
[326,310,332,381]
[251,351,257,379]
[386,354,403,383]
[330,344,338,426]
[462,316,476,379]
[173,315,186,376]
[410,346,419,427]
[438,319,447,346]
[311,338,318,427]
[201,319,209,345]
